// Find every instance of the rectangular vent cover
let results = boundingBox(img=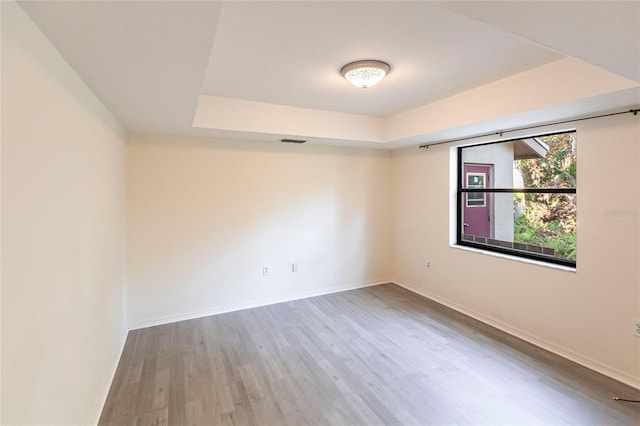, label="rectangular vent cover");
[280,138,307,144]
